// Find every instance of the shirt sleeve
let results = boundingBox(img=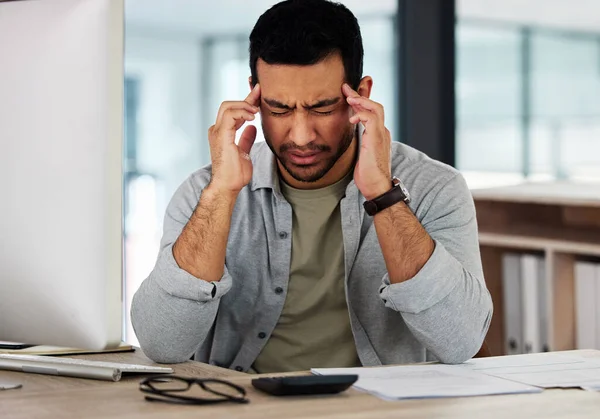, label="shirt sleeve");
[130,172,232,364]
[378,172,493,364]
